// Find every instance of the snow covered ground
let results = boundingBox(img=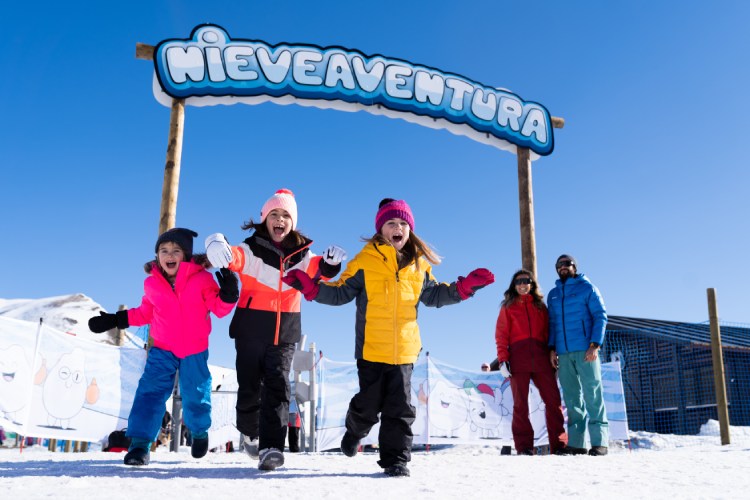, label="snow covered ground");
[2,423,749,499]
